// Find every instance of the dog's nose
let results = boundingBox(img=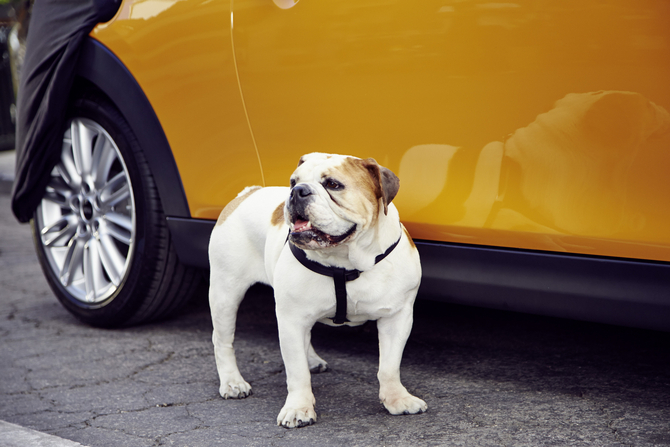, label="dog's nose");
[292,184,313,199]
